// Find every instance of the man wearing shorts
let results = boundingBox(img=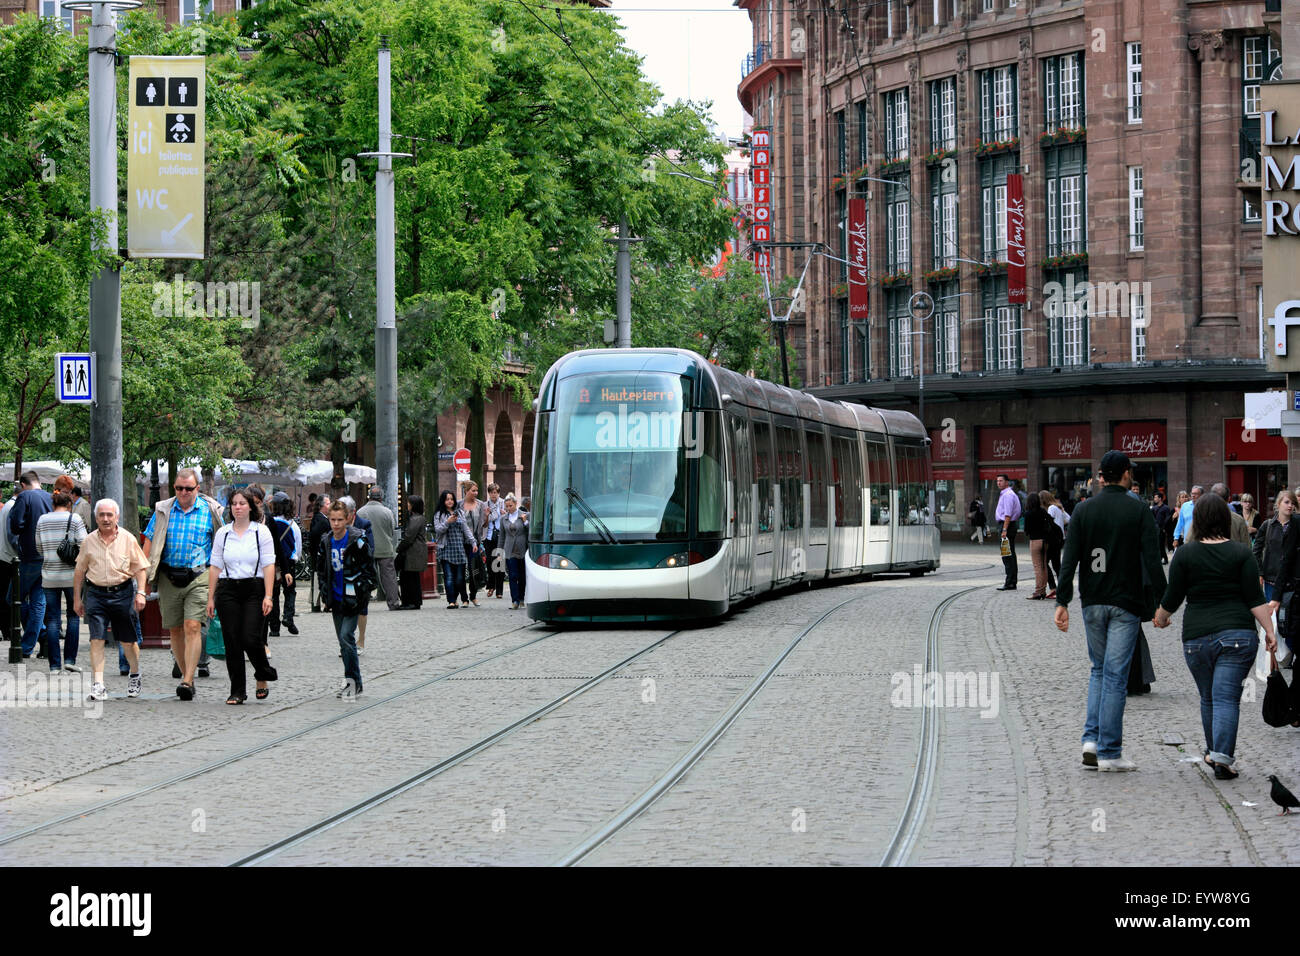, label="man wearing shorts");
[73,499,148,702]
[142,468,224,701]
